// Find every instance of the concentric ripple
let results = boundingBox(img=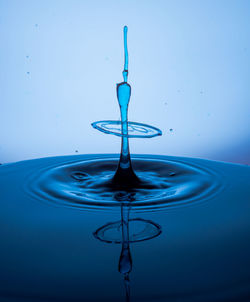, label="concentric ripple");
[27,155,220,211]
[91,120,162,138]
